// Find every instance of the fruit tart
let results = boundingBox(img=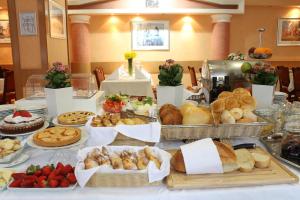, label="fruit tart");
[0,110,45,134]
[57,111,95,125]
